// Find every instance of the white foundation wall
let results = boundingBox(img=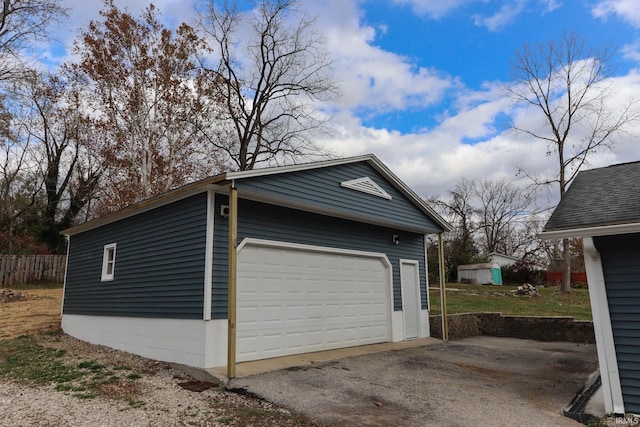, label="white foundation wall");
[62,315,228,369]
[63,311,426,368]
